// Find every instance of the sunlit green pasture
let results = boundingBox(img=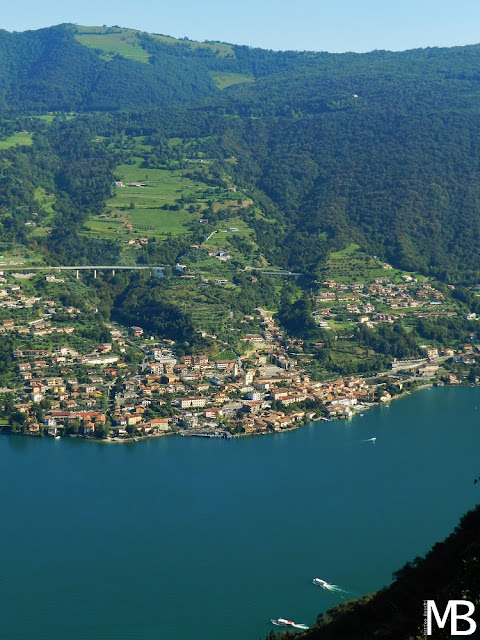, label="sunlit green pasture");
[84,160,209,239]
[204,218,254,246]
[325,243,424,284]
[130,208,191,235]
[74,26,150,63]
[0,132,33,149]
[83,208,191,239]
[110,160,203,207]
[210,72,255,90]
[74,25,235,63]
[150,34,234,58]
